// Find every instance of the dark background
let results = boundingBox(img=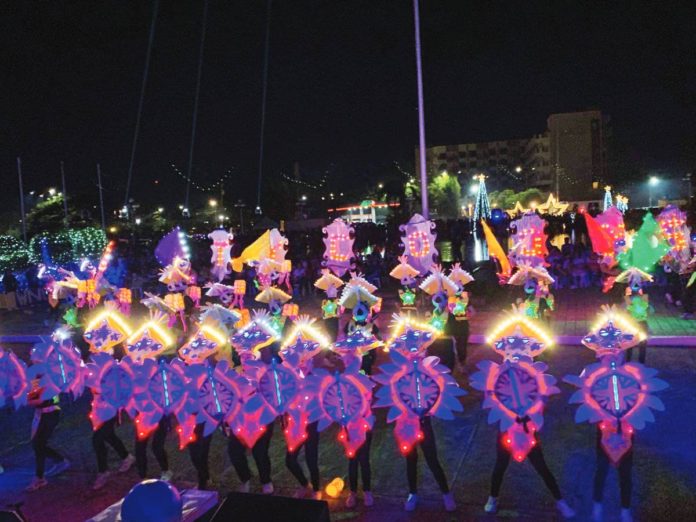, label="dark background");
[2,1,695,216]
